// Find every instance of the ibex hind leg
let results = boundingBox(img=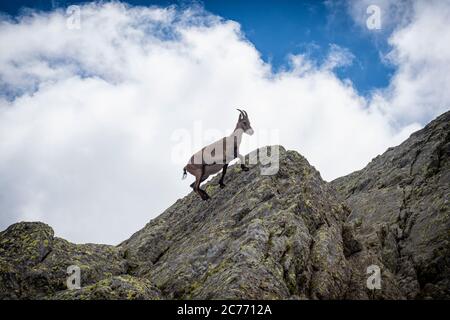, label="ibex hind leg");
[190,175,206,189]
[196,184,210,201]
[190,180,210,200]
[200,189,210,200]
[185,164,206,199]
[198,175,210,200]
[192,171,210,200]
